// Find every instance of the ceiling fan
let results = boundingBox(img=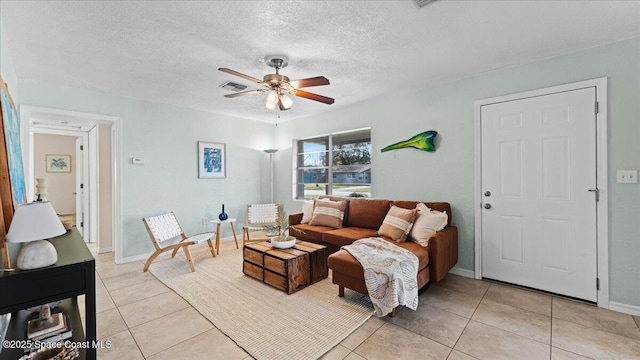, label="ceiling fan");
[219,56,334,111]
